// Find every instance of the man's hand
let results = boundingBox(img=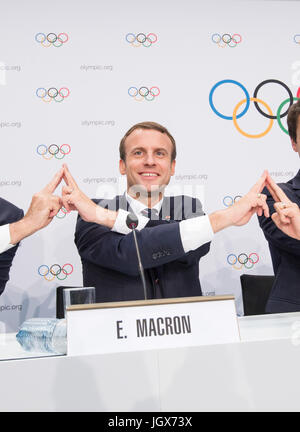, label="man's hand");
[266,174,300,240]
[62,164,117,228]
[9,168,64,244]
[209,171,269,233]
[229,170,269,226]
